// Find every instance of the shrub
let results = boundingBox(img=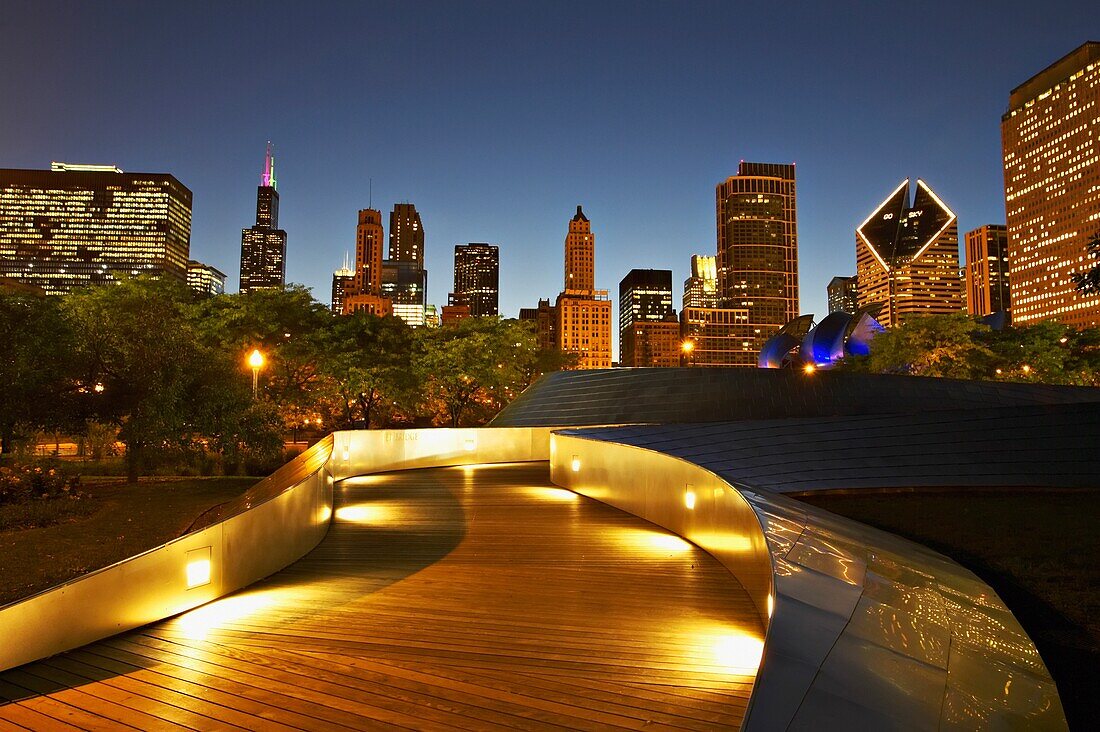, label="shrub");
[0,464,82,506]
